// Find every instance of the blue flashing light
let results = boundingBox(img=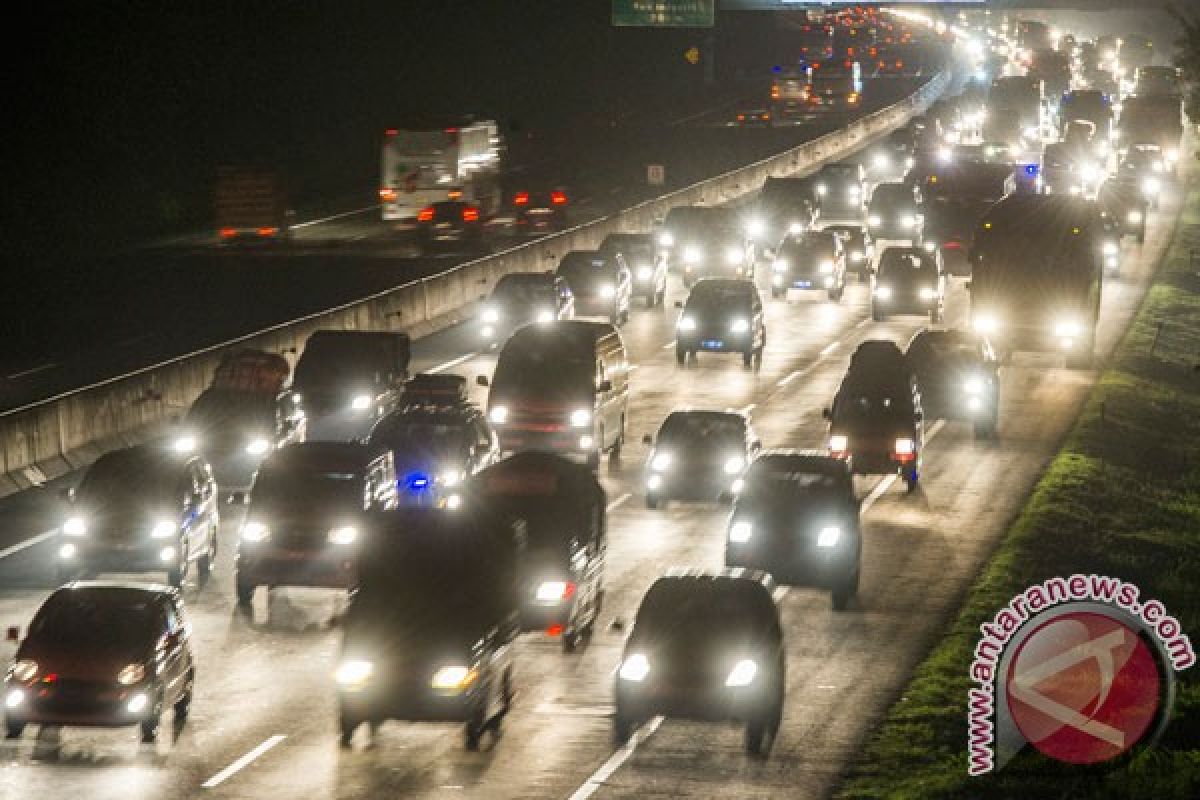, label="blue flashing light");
[405,473,431,491]
[1024,164,1039,176]
[773,65,782,73]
